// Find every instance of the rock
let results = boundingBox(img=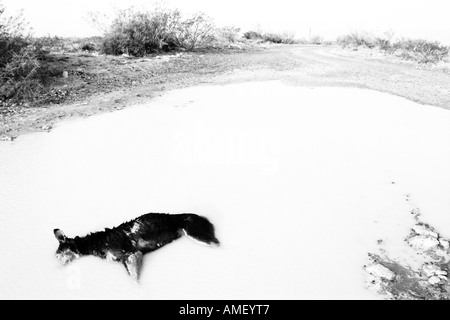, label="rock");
[41,125,52,131]
[412,224,438,238]
[63,71,69,78]
[1,136,13,141]
[422,264,447,277]
[439,239,449,249]
[428,276,442,285]
[435,249,449,258]
[365,264,395,280]
[407,235,440,251]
